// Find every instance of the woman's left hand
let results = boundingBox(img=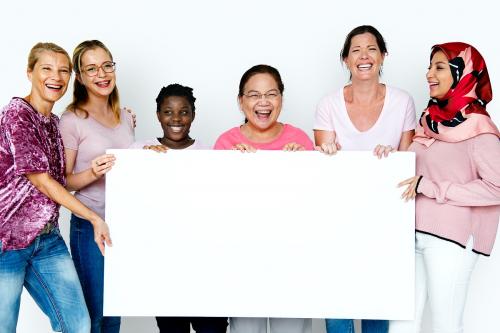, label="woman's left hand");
[283,142,305,152]
[398,176,420,201]
[144,144,168,153]
[125,107,137,128]
[373,144,395,159]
